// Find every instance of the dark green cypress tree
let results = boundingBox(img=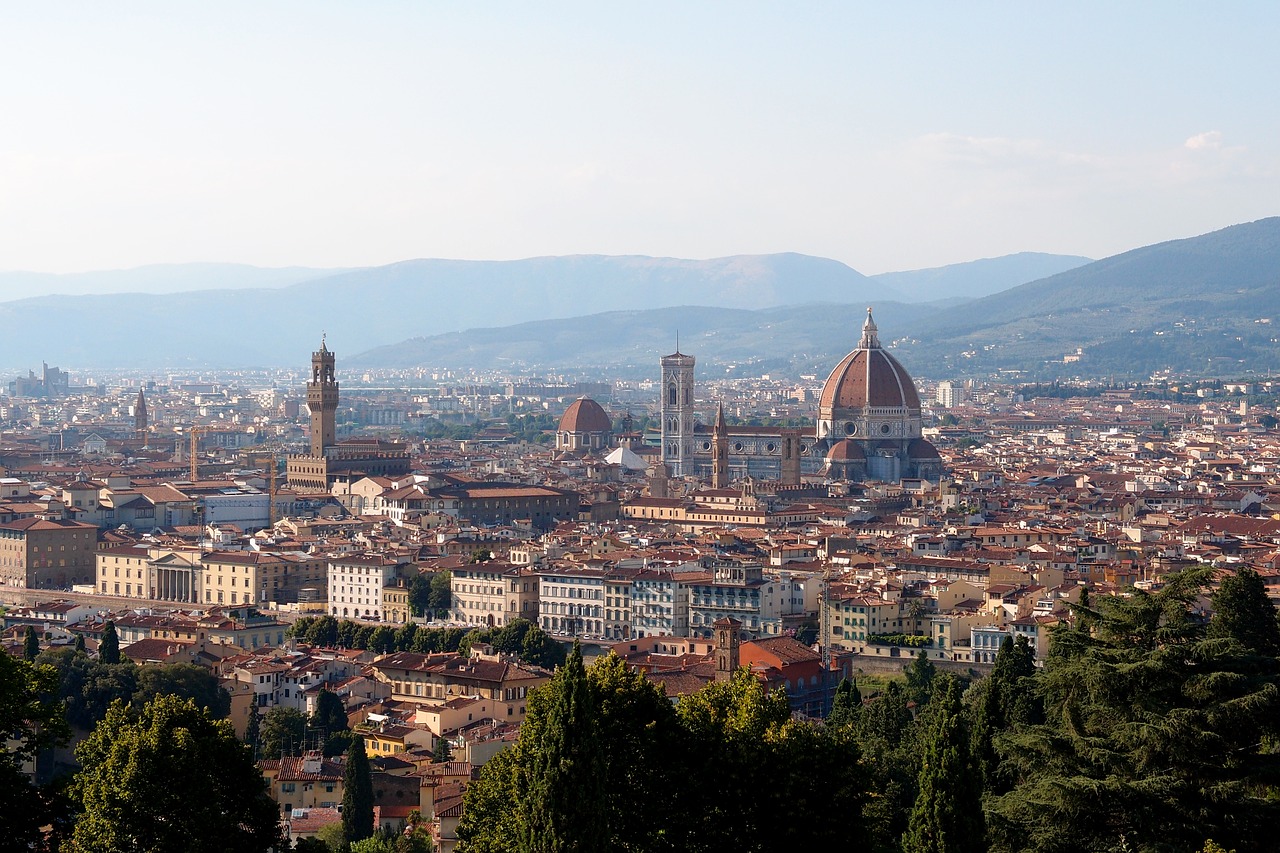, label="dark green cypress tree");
[902,677,986,853]
[519,641,607,853]
[74,633,86,655]
[342,736,374,844]
[22,626,39,662]
[1209,566,1280,656]
[828,677,863,728]
[99,620,120,664]
[311,689,348,740]
[244,704,261,756]
[904,650,938,705]
[433,735,453,763]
